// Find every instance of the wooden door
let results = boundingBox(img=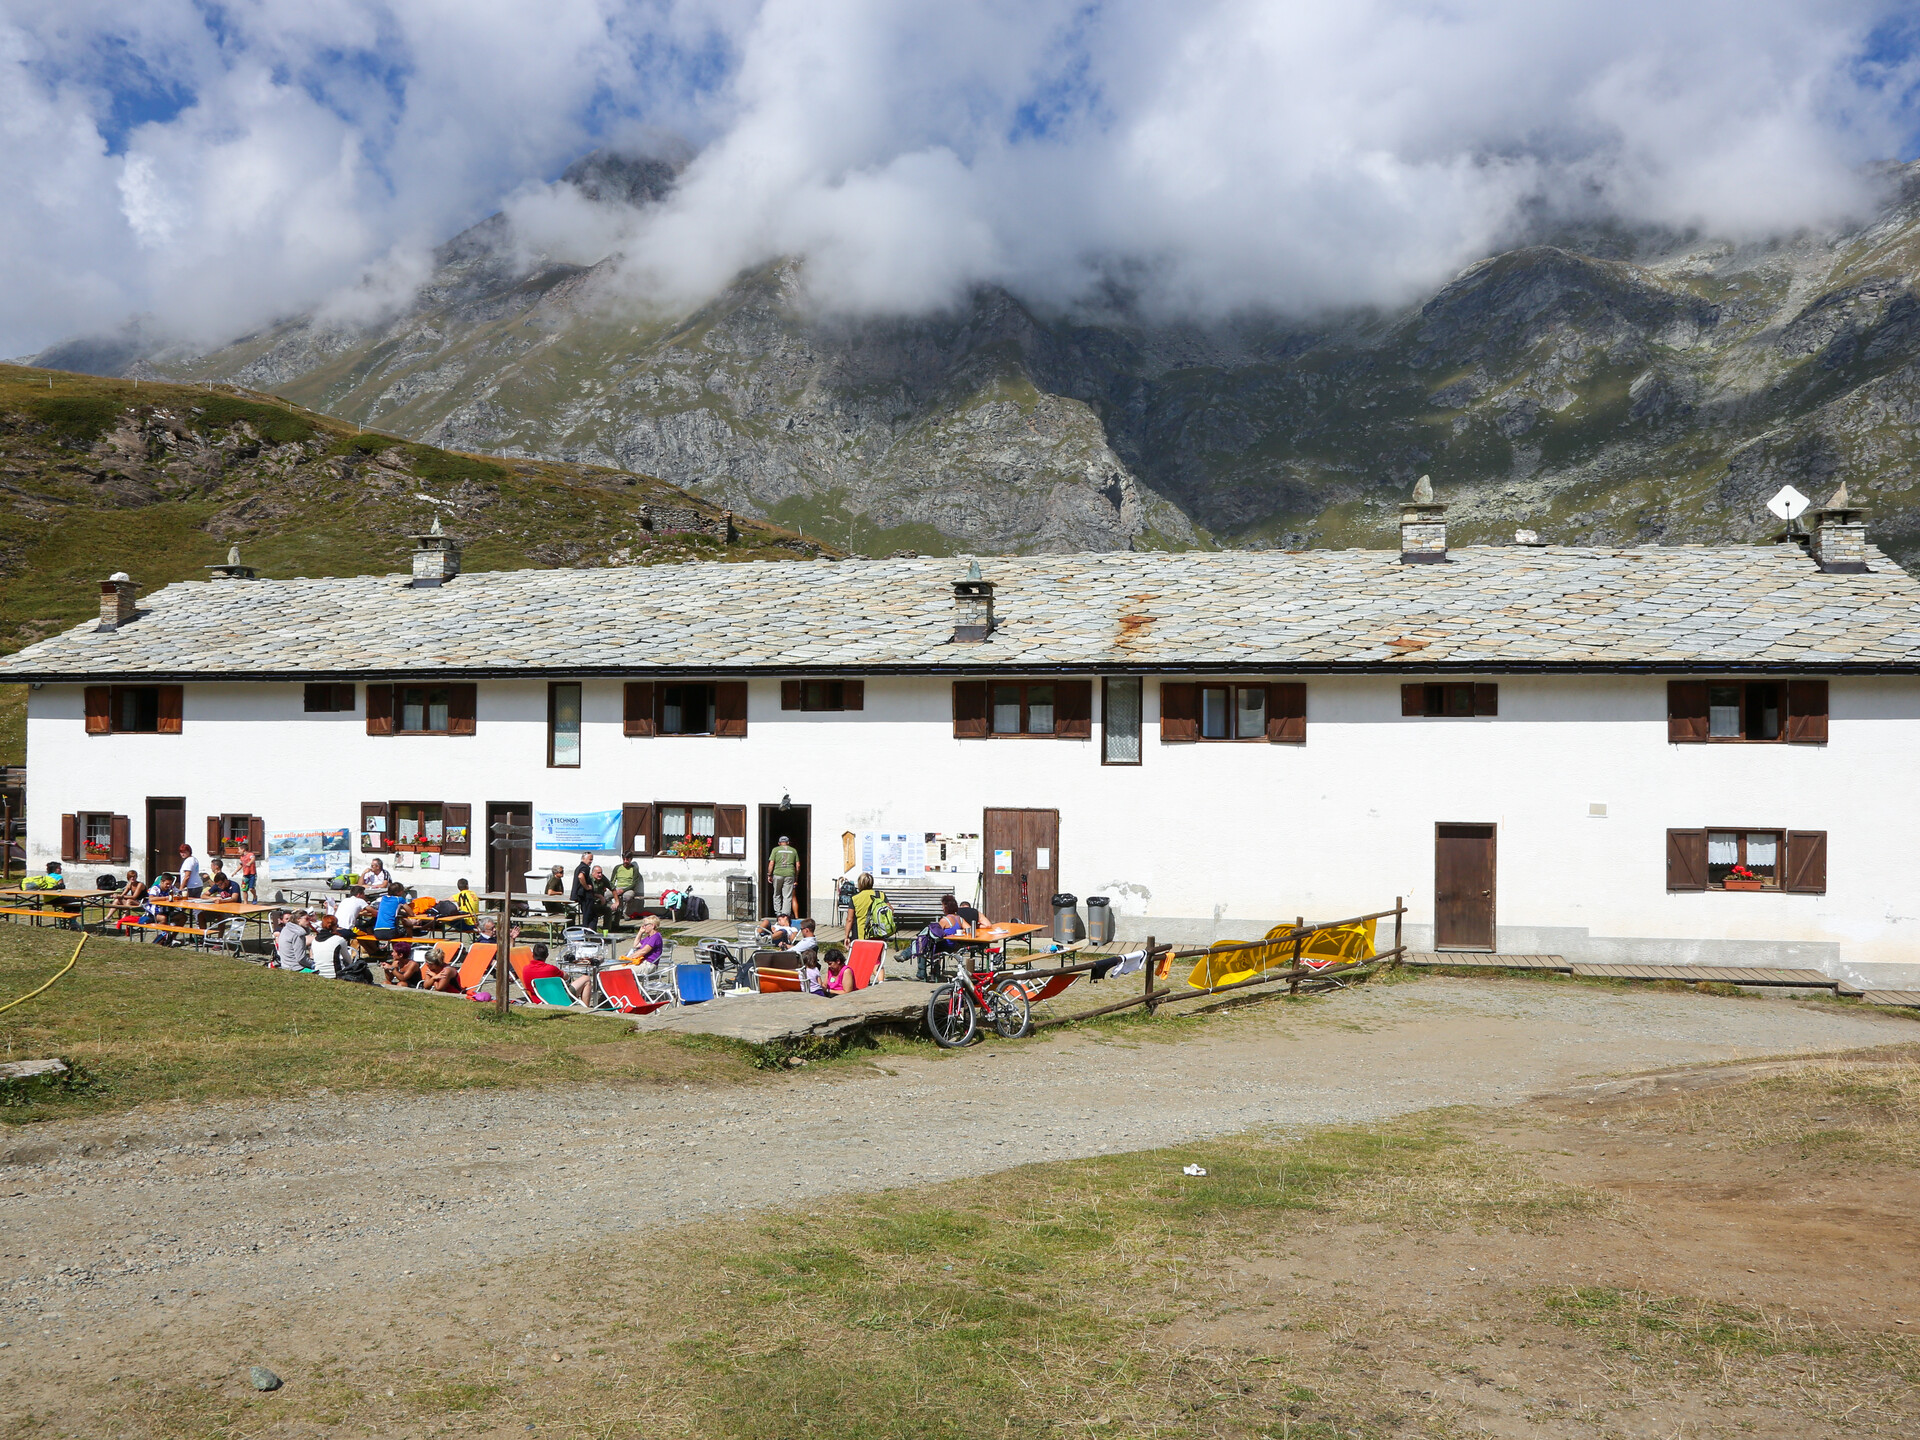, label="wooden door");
[758,805,811,918]
[983,808,1059,925]
[486,802,531,894]
[145,796,185,880]
[1434,823,1496,950]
